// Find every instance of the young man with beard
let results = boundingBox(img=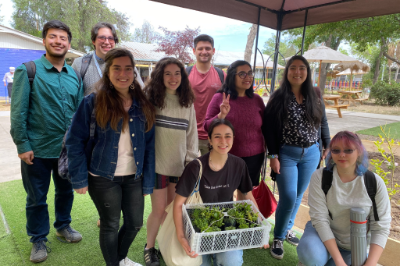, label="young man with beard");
[10,20,84,263]
[187,34,226,155]
[72,22,144,95]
